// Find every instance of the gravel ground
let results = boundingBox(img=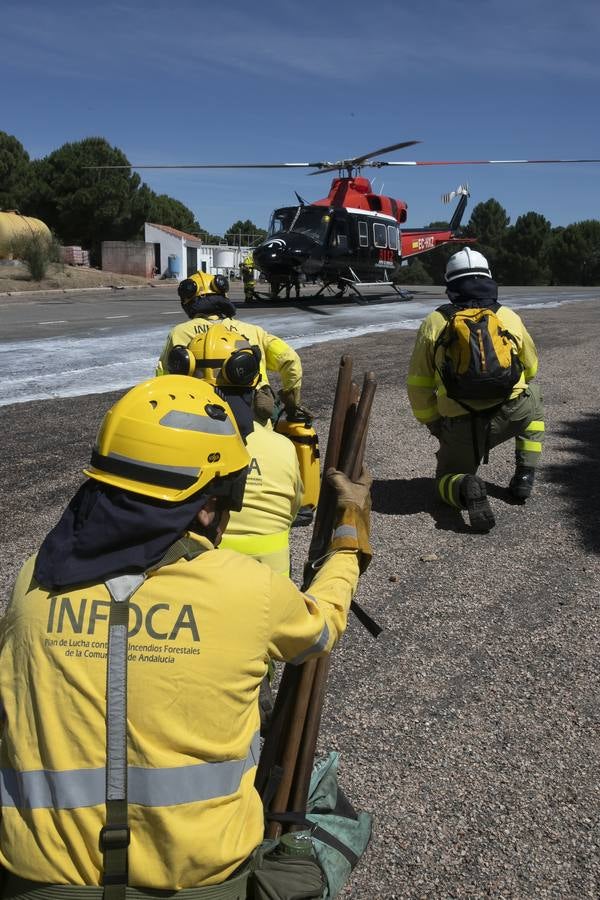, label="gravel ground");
[1,298,599,898]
